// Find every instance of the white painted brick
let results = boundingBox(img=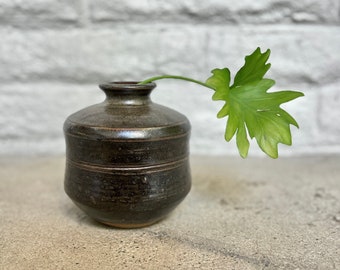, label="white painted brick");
[151,28,207,78]
[1,25,339,87]
[0,28,159,83]
[178,0,340,24]
[206,25,340,86]
[0,0,82,28]
[90,0,340,24]
[317,81,340,143]
[279,86,318,152]
[0,26,207,83]
[0,83,102,141]
[270,82,340,157]
[0,83,103,156]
